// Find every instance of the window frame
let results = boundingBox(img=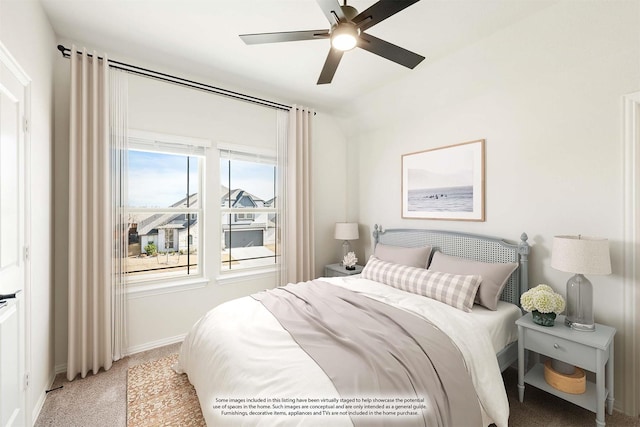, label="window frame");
[125,130,212,293]
[218,143,280,277]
